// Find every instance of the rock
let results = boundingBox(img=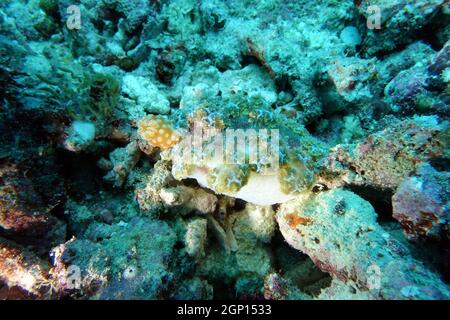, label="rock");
[324,116,448,191]
[384,41,449,114]
[263,273,289,300]
[325,56,376,109]
[63,121,96,152]
[62,217,177,299]
[160,185,218,215]
[340,26,361,47]
[184,218,208,259]
[102,141,141,188]
[171,277,213,300]
[358,0,445,56]
[0,237,55,298]
[427,40,450,89]
[219,65,278,108]
[0,164,66,248]
[234,204,276,244]
[376,42,435,89]
[317,279,374,300]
